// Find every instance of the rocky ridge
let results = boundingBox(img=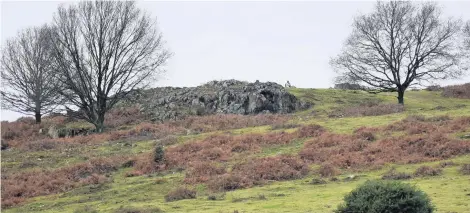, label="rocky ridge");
[124,80,311,121]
